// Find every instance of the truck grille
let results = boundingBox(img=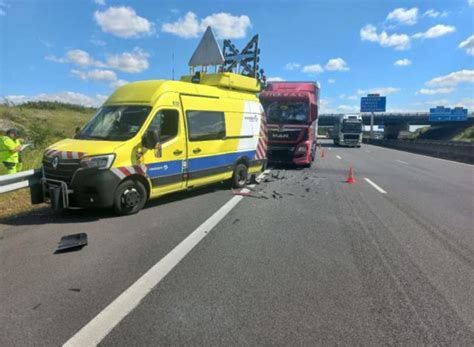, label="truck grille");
[267,145,295,162]
[268,129,301,141]
[343,134,360,140]
[43,156,81,186]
